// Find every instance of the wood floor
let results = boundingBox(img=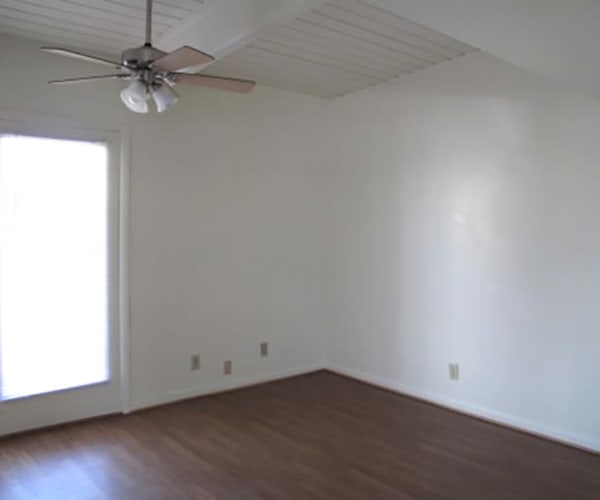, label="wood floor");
[1,371,599,499]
